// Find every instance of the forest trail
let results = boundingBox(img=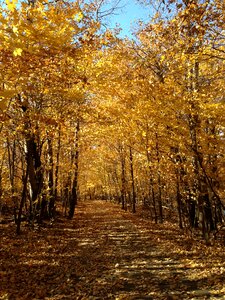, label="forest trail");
[1,200,225,300]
